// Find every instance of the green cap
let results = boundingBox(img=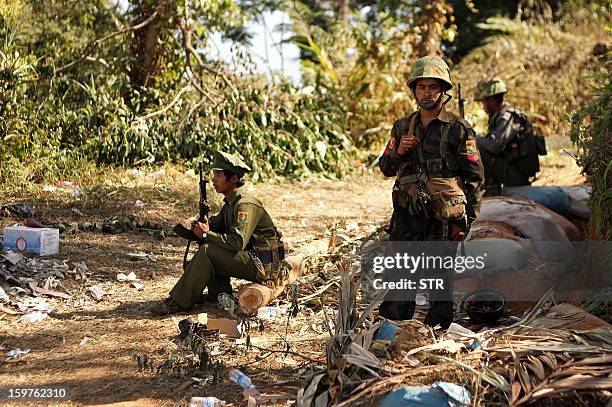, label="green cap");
[407,56,453,90]
[474,77,507,101]
[211,151,251,177]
